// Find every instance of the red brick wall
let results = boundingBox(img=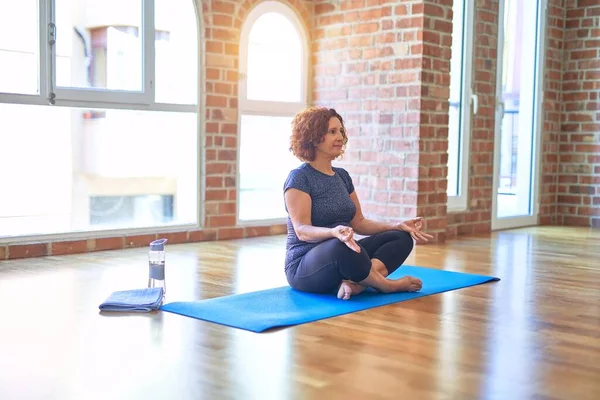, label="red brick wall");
[313,0,420,226]
[312,0,451,243]
[558,0,600,227]
[539,0,566,226]
[417,1,454,243]
[446,0,498,237]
